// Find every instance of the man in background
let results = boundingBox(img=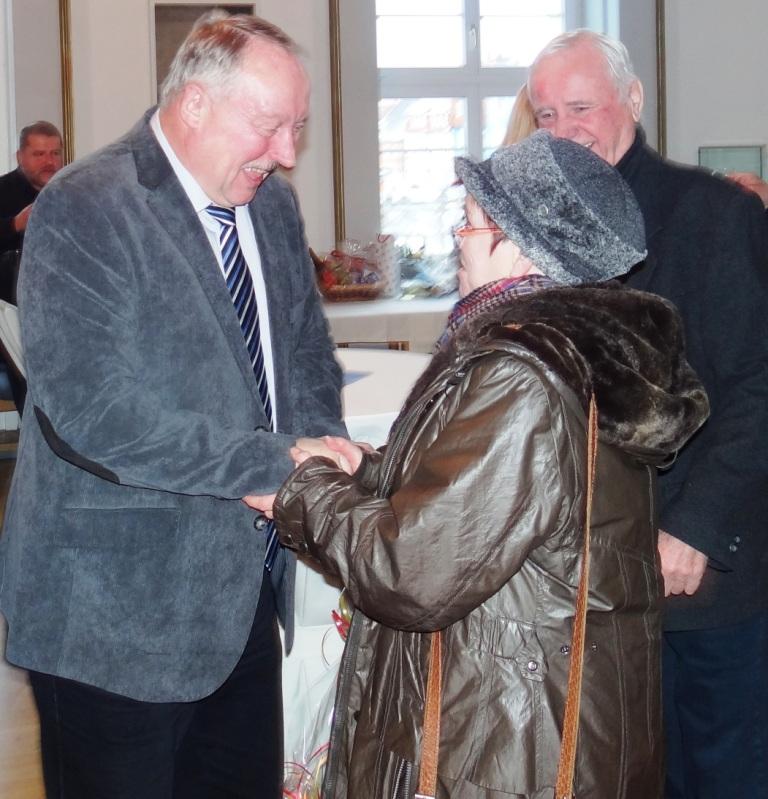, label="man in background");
[0,13,344,799]
[0,120,63,261]
[0,121,61,409]
[528,29,768,799]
